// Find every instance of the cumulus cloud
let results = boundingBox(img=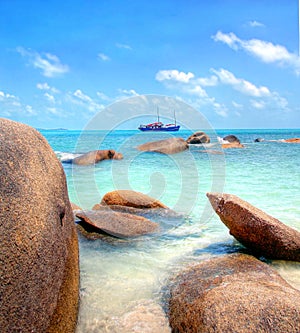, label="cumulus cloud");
[98,53,110,61]
[156,70,194,83]
[71,89,104,113]
[212,68,271,97]
[17,47,69,77]
[0,90,36,116]
[37,82,60,93]
[212,31,300,75]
